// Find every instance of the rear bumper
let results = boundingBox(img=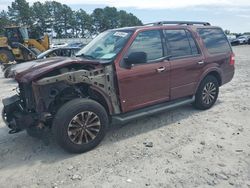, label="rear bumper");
[222,70,234,85]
